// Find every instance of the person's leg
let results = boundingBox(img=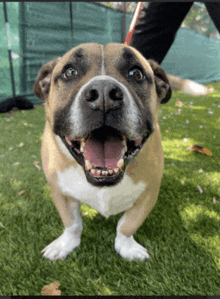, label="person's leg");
[130,2,193,64]
[205,3,220,33]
